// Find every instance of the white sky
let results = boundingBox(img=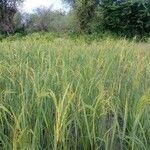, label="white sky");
[23,0,64,13]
